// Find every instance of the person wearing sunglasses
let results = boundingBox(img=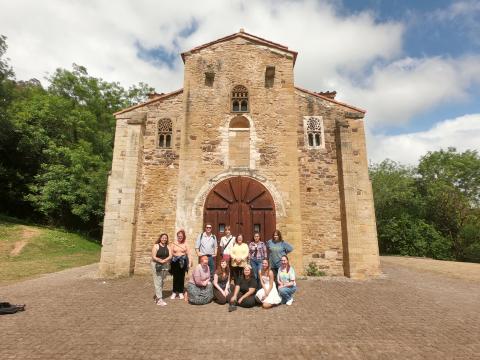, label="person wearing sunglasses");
[195,223,217,281]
